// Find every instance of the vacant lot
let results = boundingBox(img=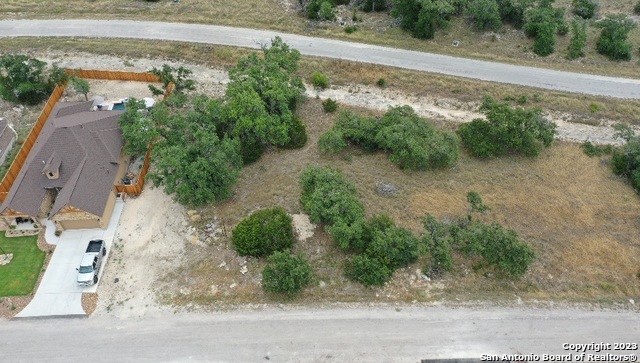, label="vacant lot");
[0,0,638,78]
[0,233,45,297]
[157,97,640,310]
